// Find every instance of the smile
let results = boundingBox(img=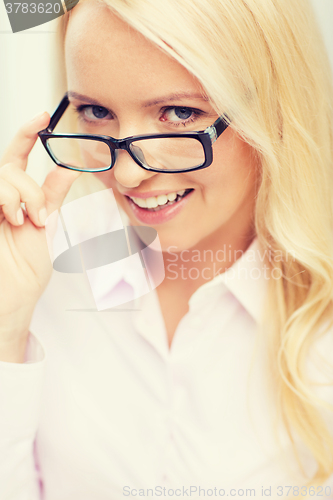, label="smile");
[125,189,194,224]
[128,189,193,211]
